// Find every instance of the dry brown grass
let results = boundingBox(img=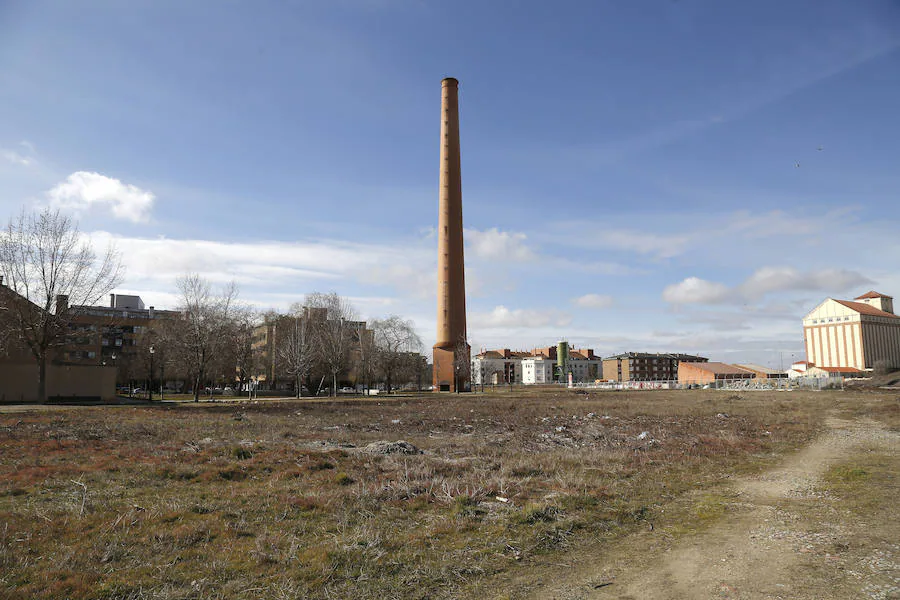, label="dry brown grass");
[0,388,870,599]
